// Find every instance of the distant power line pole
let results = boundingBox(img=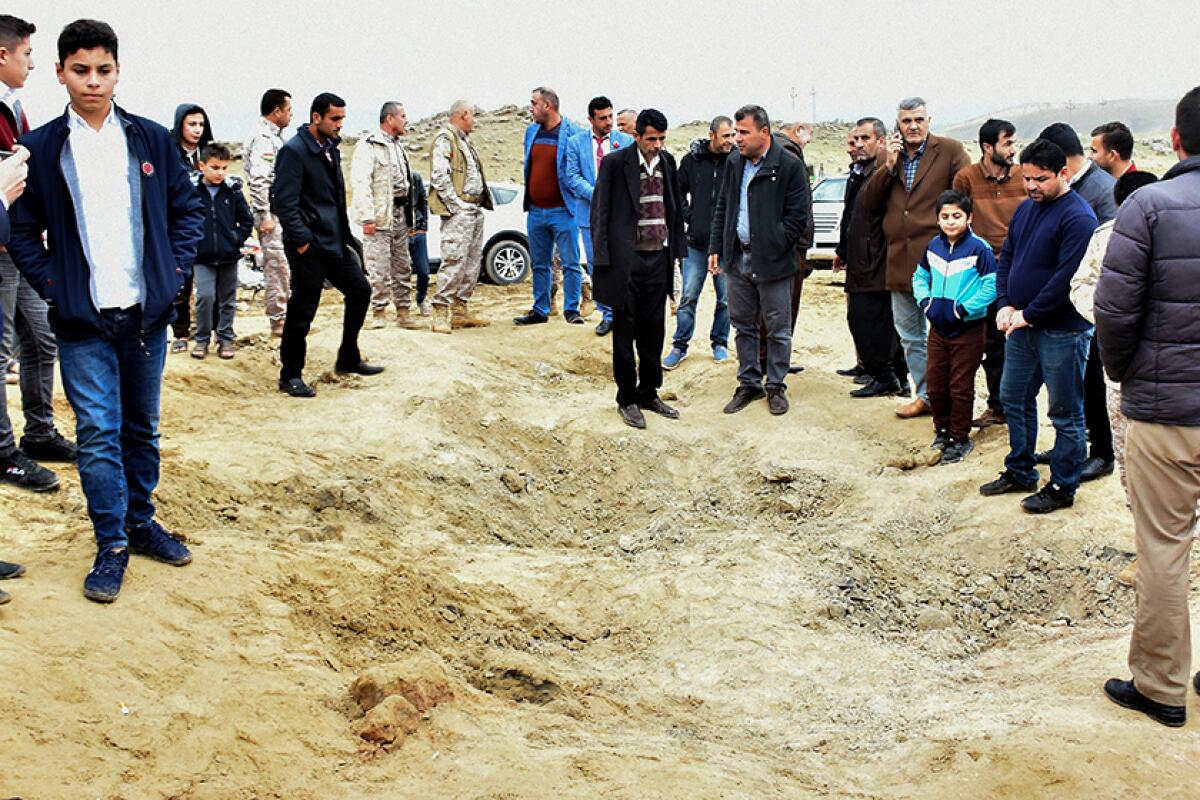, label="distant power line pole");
[1066,99,1077,123]
[790,85,798,114]
[810,86,817,123]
